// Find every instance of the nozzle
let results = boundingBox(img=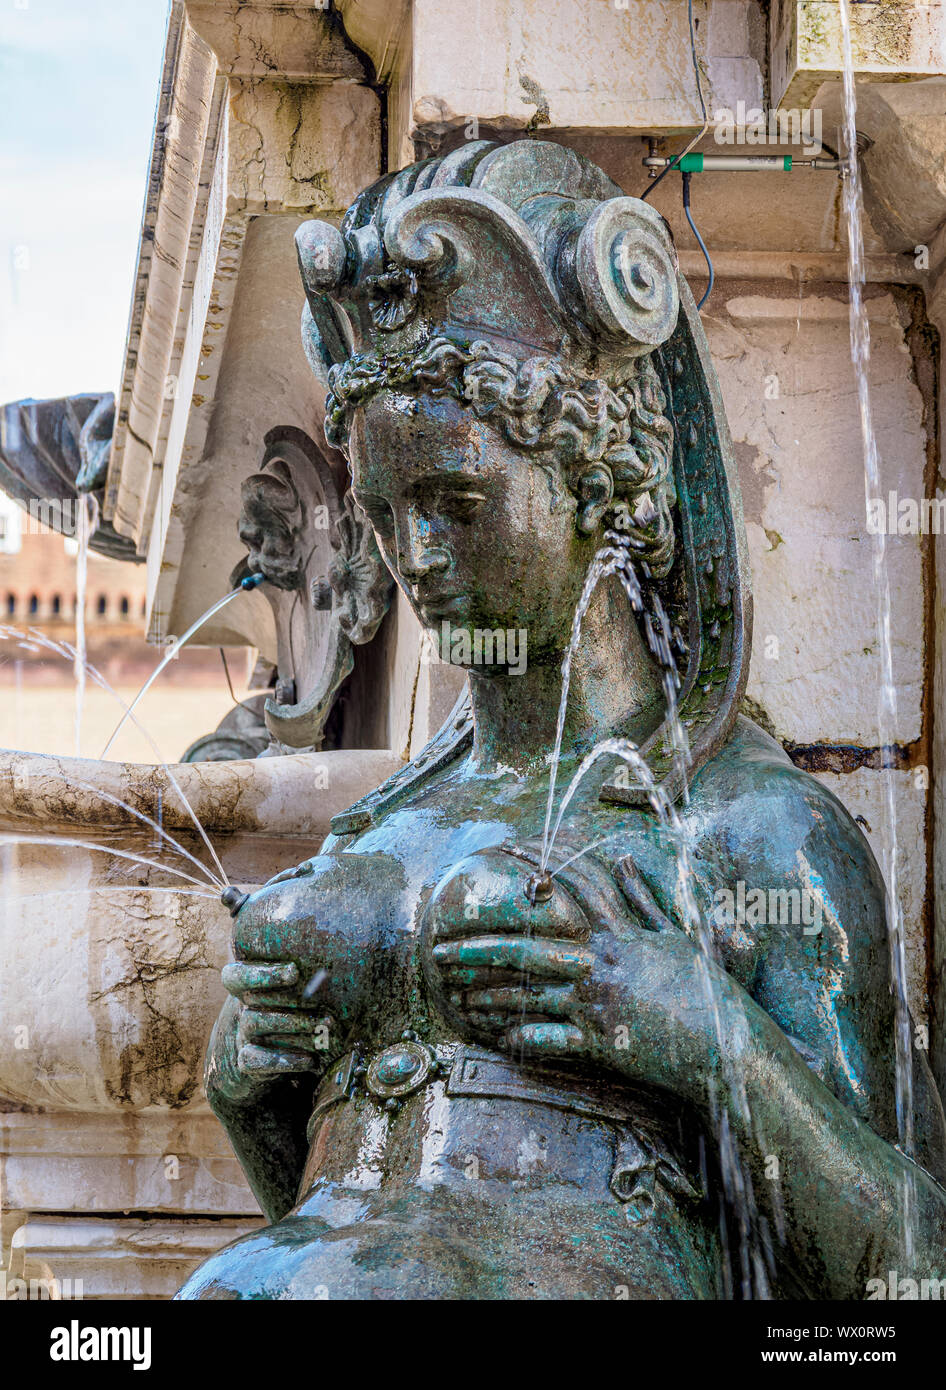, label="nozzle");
[240,573,265,591]
[221,886,249,917]
[525,872,555,905]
